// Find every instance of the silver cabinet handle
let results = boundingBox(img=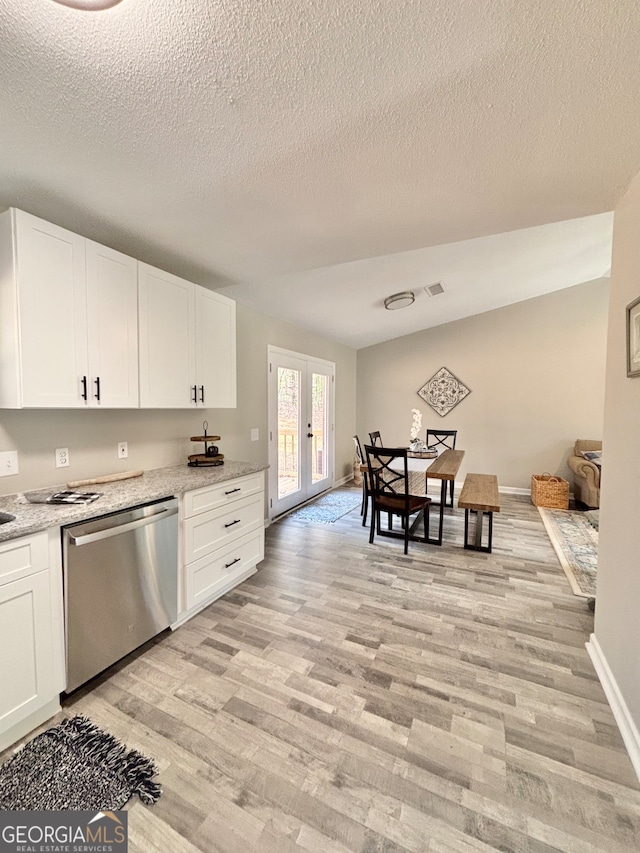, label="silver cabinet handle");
[68,505,178,546]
